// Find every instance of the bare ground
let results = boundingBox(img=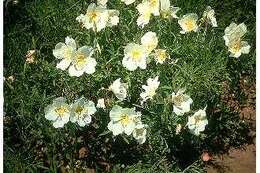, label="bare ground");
[206,75,256,173]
